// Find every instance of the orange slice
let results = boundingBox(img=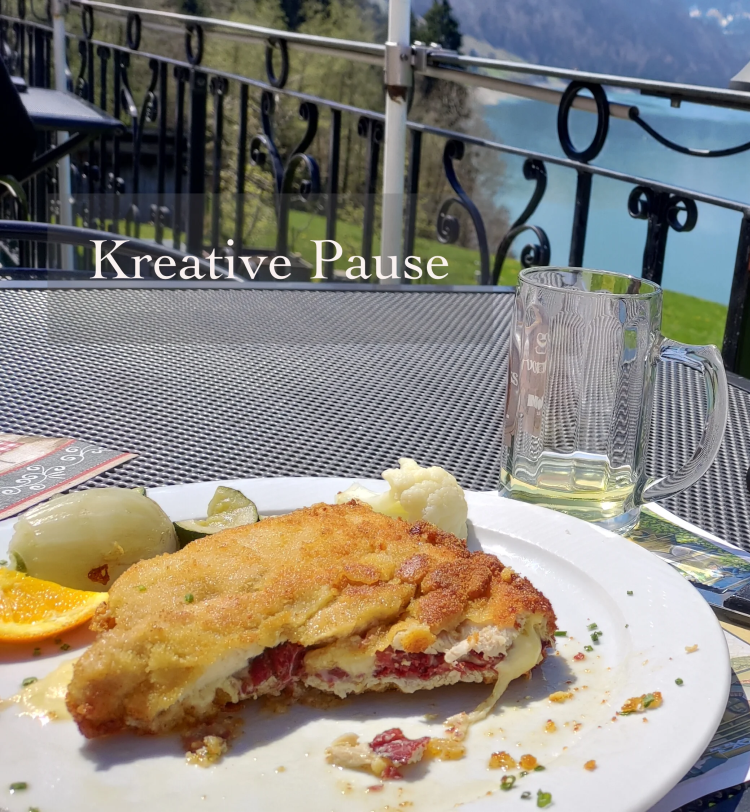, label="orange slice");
[0,568,107,643]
